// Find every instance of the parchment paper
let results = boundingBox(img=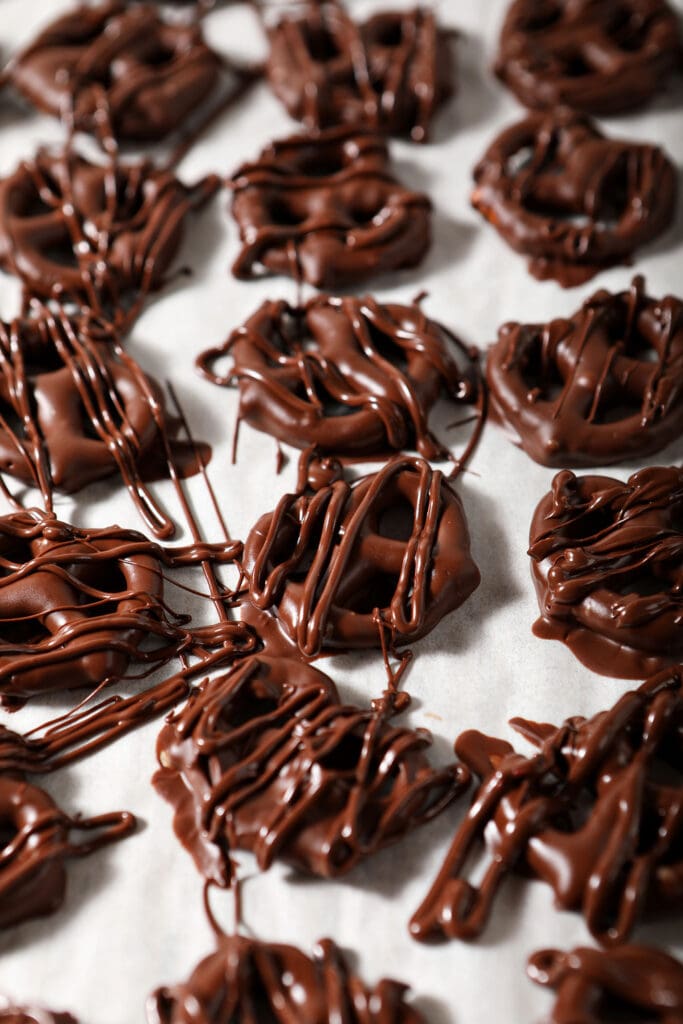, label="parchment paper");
[0,1,681,1021]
